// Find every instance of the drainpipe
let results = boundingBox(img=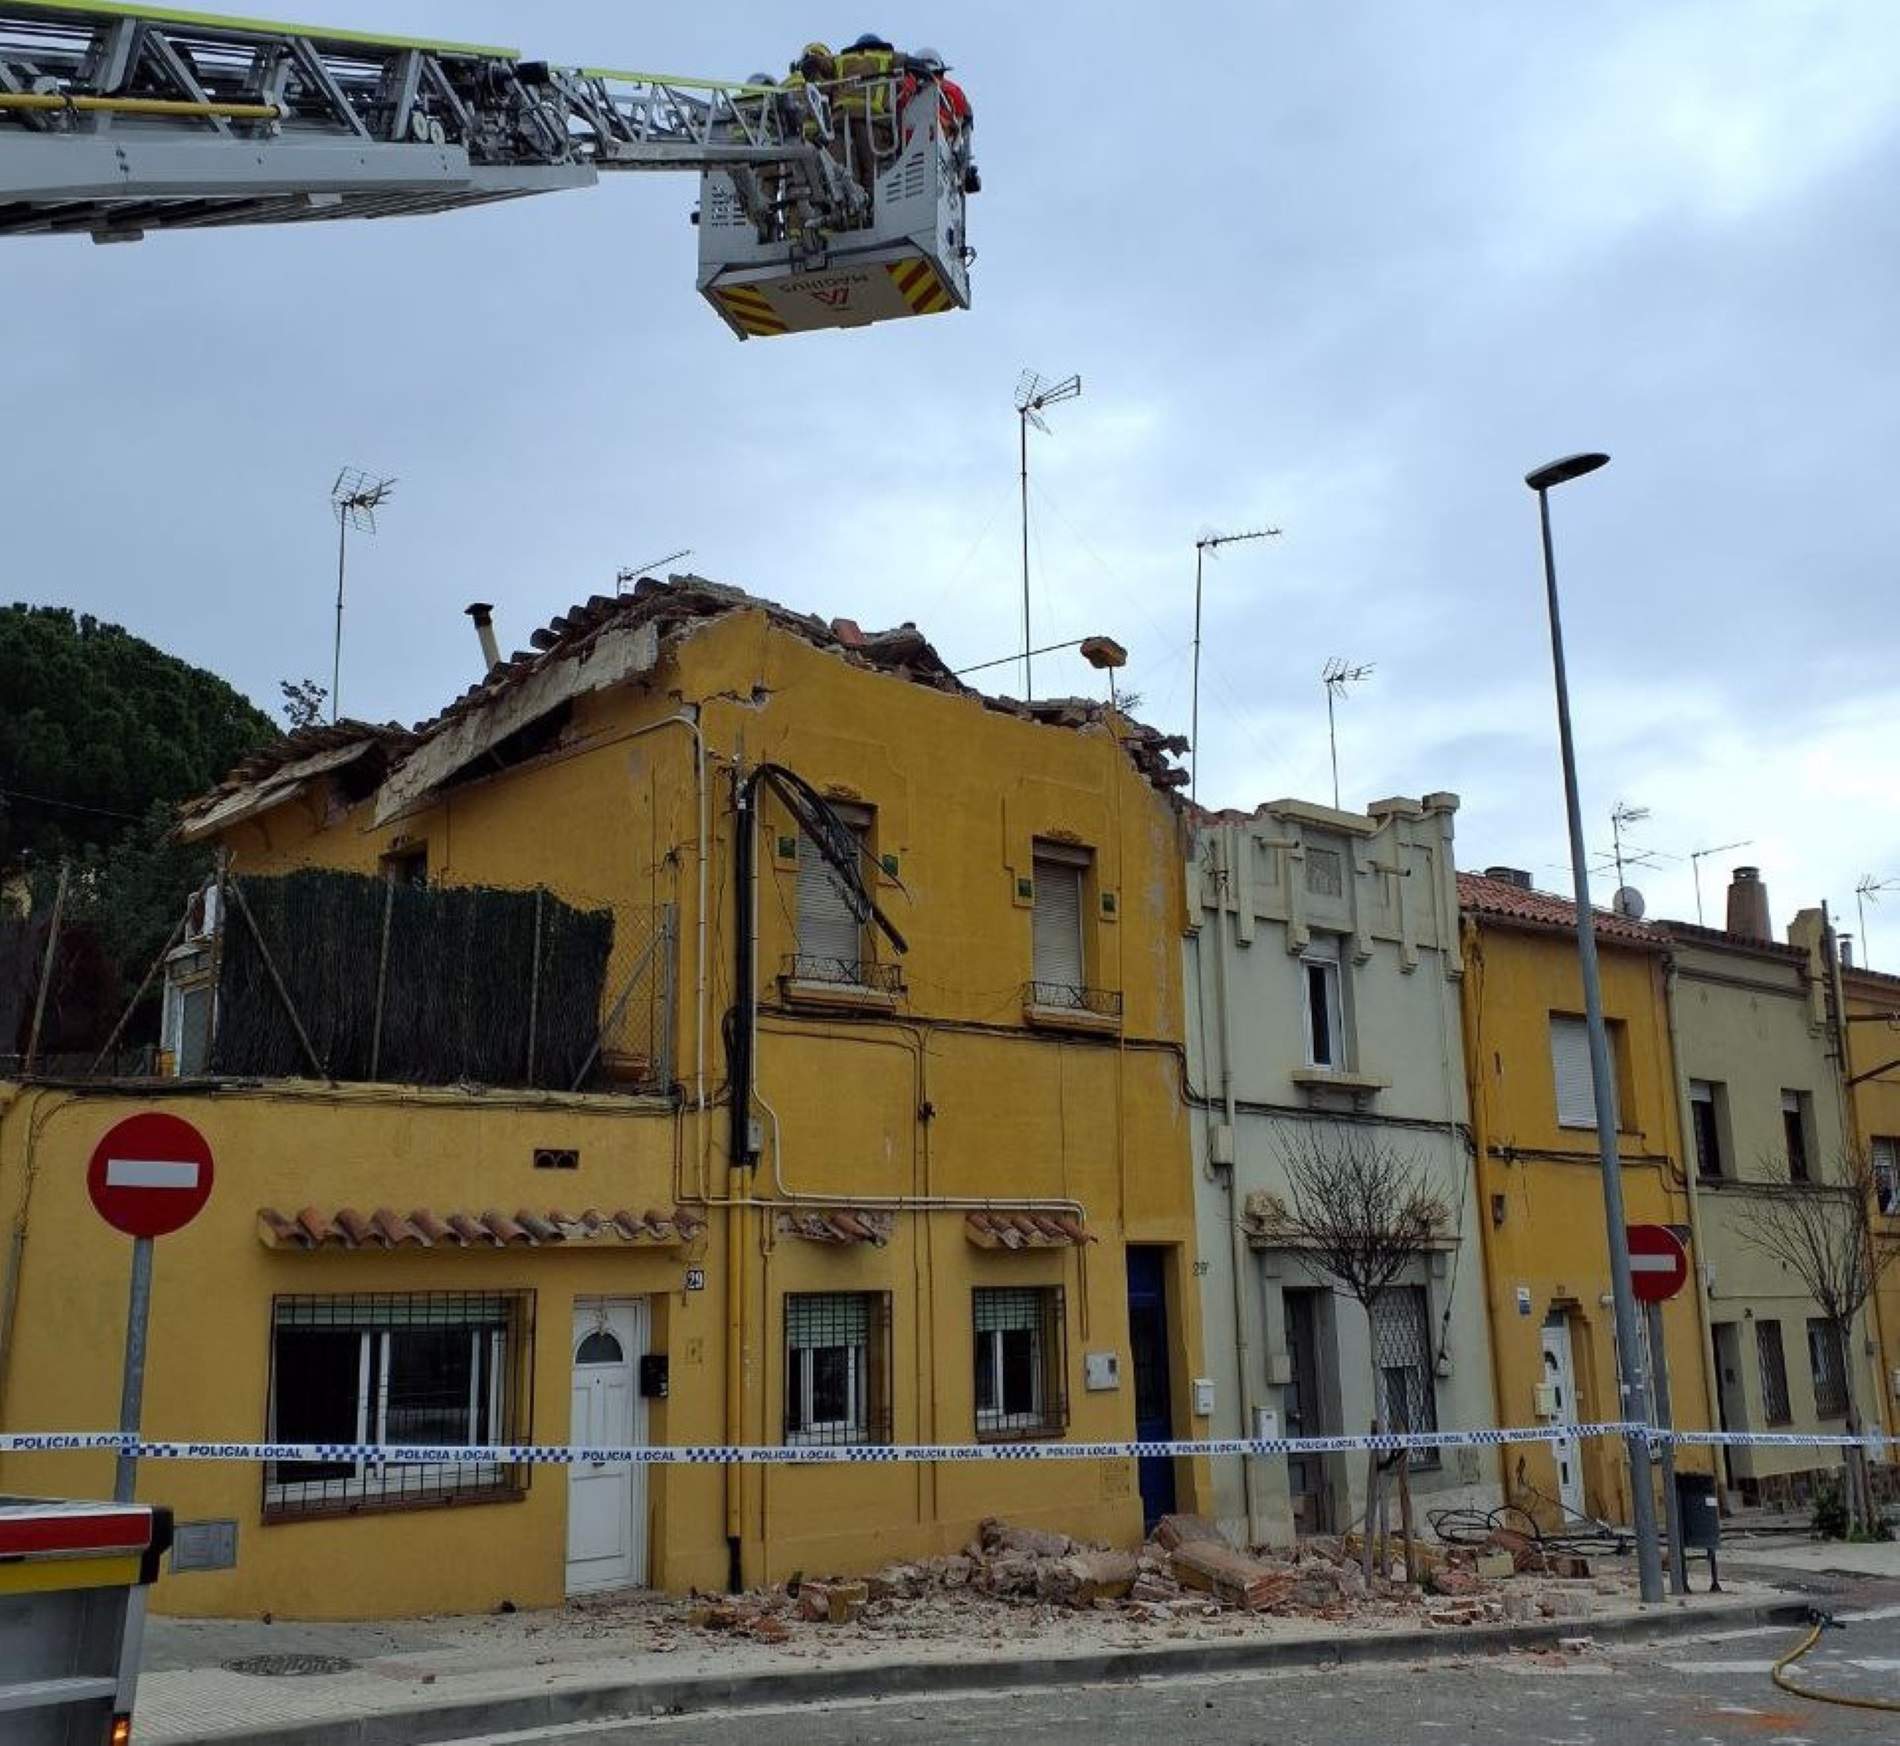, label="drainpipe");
[725,762,756,1593]
[1662,957,1723,1457]
[1209,827,1263,1544]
